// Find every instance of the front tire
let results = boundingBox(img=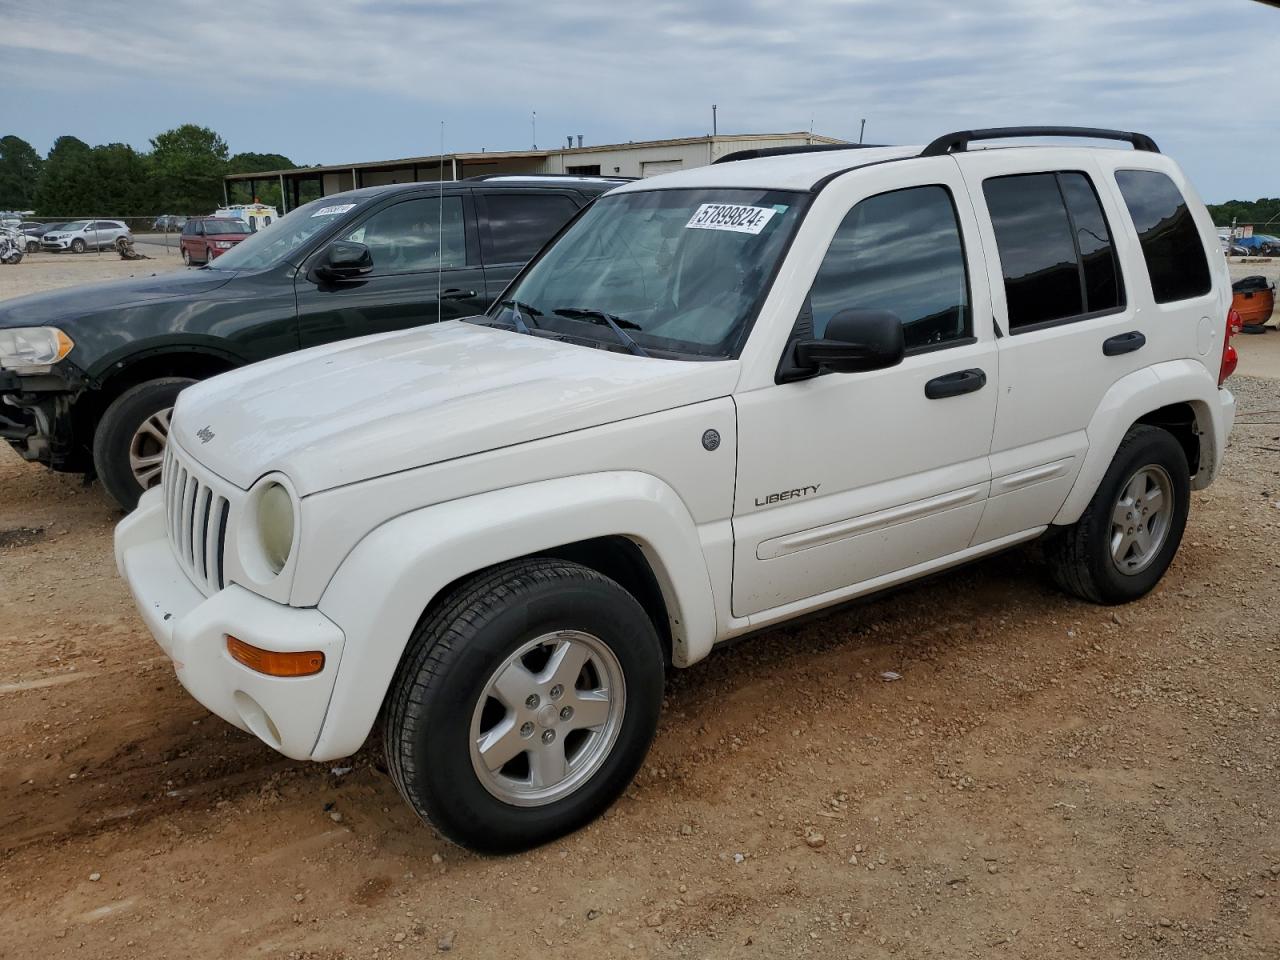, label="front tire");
[92,377,195,510]
[1046,425,1190,604]
[70,238,86,254]
[382,558,664,852]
